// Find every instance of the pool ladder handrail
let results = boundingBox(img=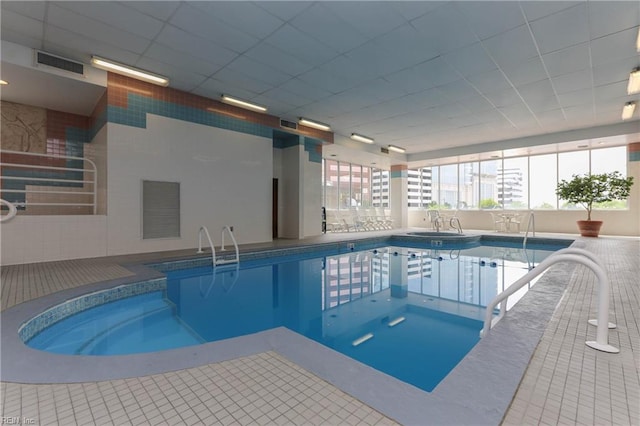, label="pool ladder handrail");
[522,212,535,250]
[449,216,463,234]
[218,225,239,265]
[197,226,217,266]
[480,247,619,353]
[197,225,240,266]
